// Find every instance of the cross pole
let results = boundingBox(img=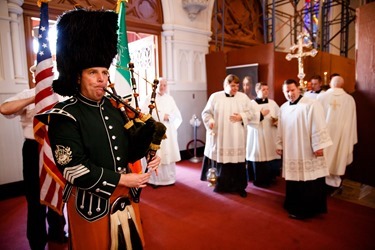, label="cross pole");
[286,32,318,89]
